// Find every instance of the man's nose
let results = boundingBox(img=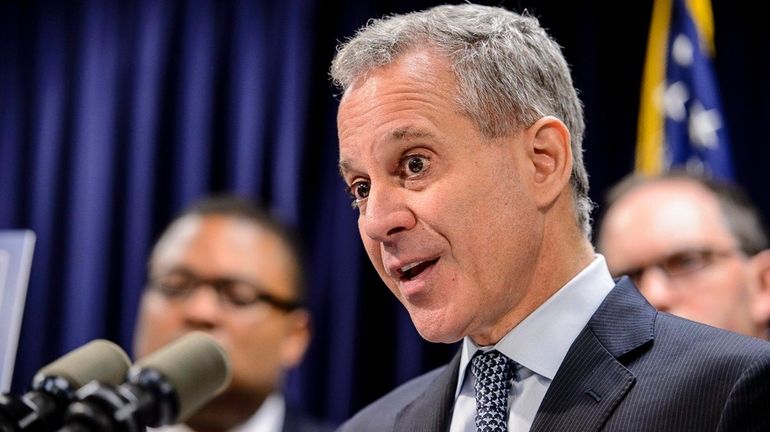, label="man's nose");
[360,185,416,243]
[181,284,223,327]
[637,267,675,312]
